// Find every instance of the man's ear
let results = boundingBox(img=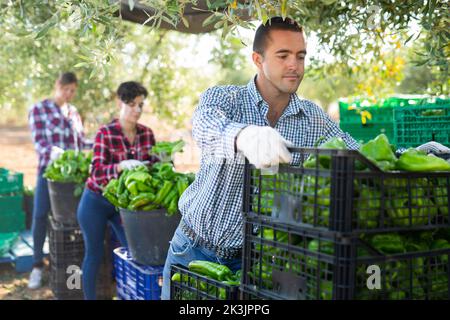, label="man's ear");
[252,51,264,70]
